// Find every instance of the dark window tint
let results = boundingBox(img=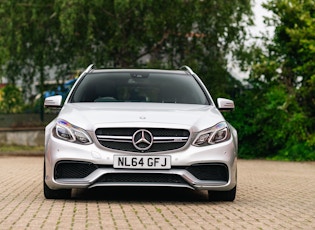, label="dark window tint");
[70,72,209,105]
